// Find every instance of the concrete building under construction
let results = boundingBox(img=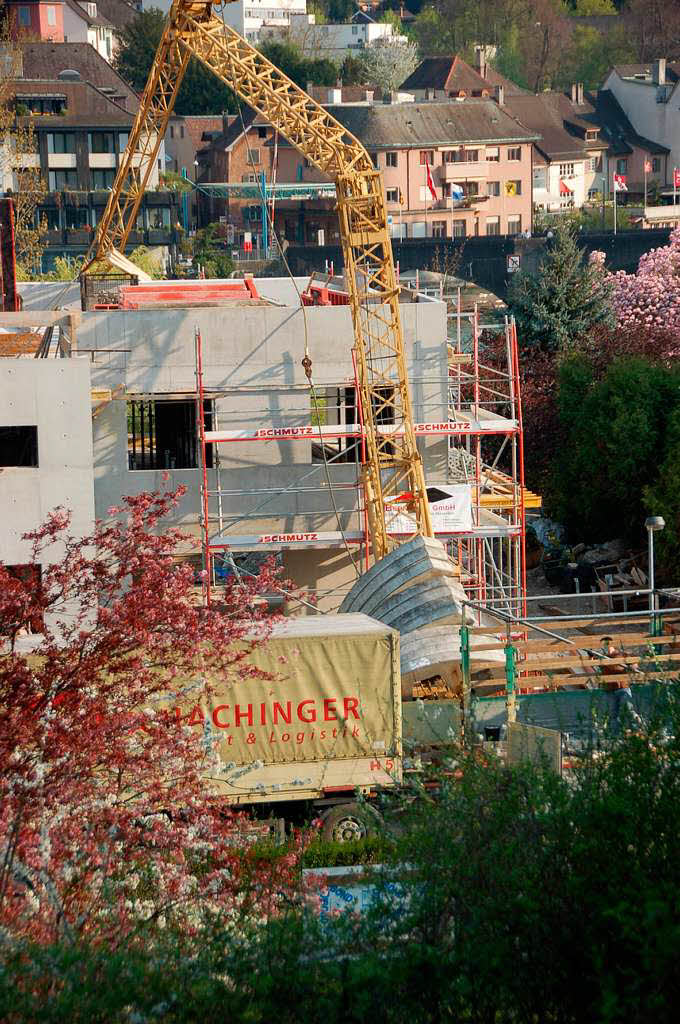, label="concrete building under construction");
[1,272,534,622]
